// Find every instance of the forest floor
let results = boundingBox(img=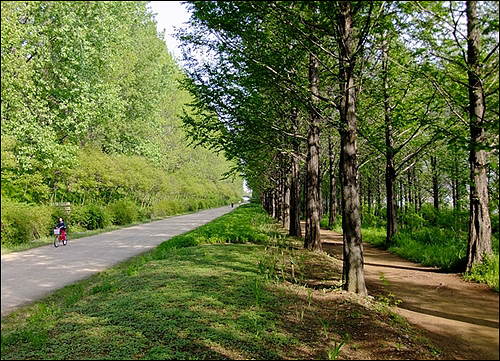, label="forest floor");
[320,227,499,360]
